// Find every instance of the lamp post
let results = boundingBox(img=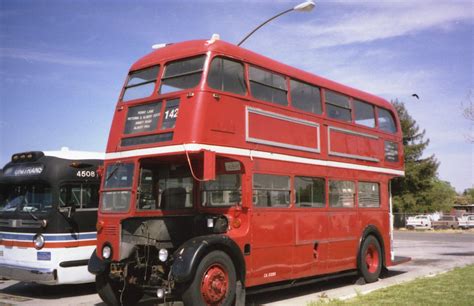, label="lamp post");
[237,1,316,47]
